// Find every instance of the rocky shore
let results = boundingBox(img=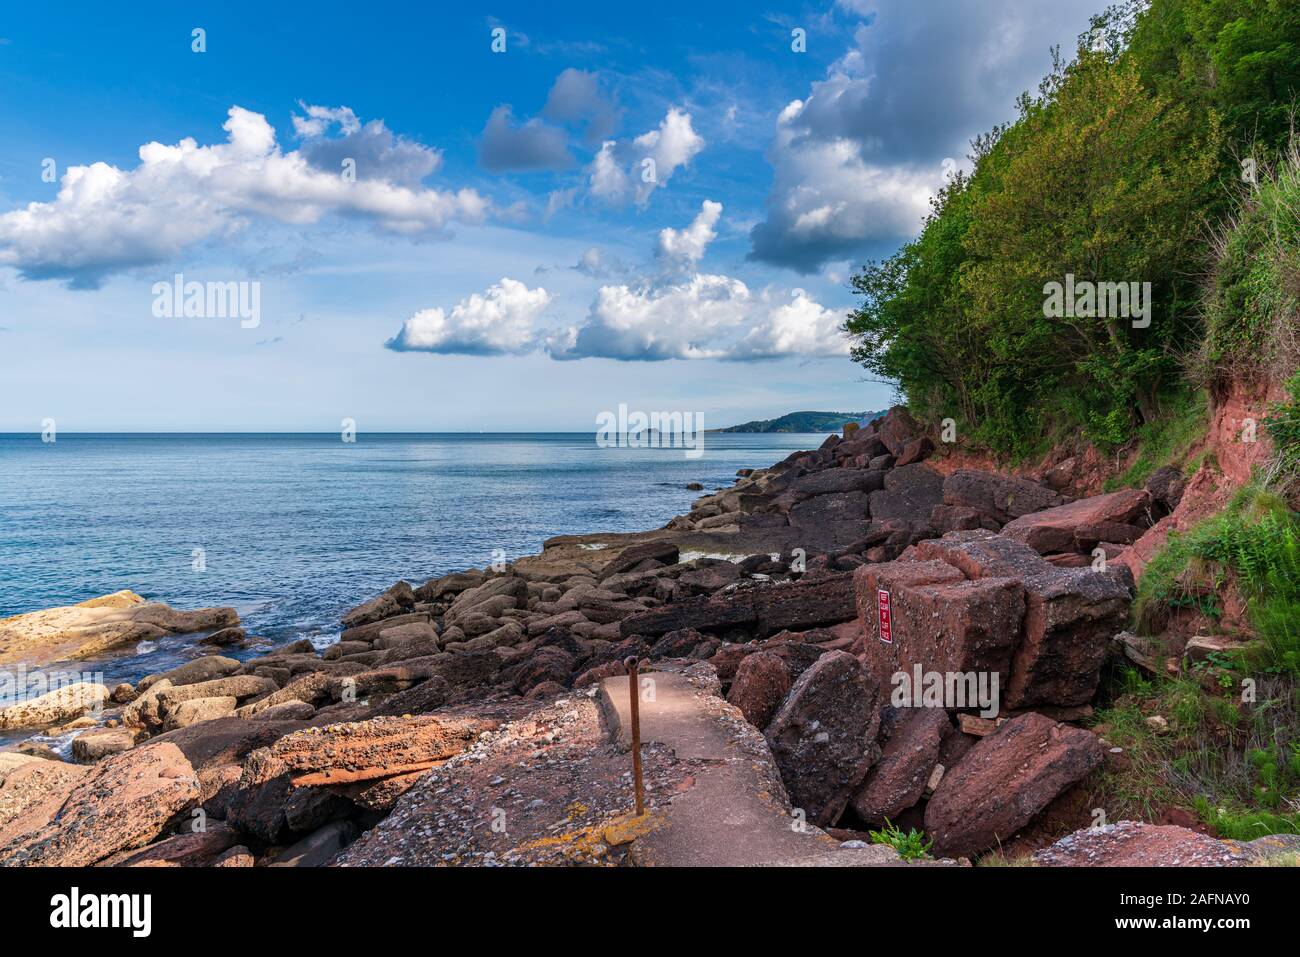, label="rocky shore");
[0,408,1290,867]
